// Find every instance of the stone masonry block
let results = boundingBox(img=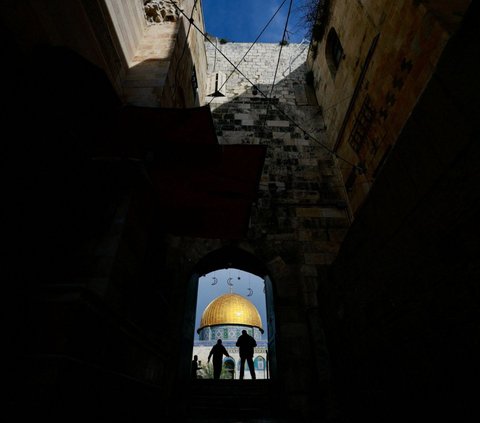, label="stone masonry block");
[304,253,329,265]
[296,208,323,218]
[300,264,318,277]
[266,120,290,127]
